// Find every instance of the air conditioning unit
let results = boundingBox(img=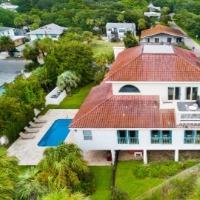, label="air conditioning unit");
[134,152,143,158]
